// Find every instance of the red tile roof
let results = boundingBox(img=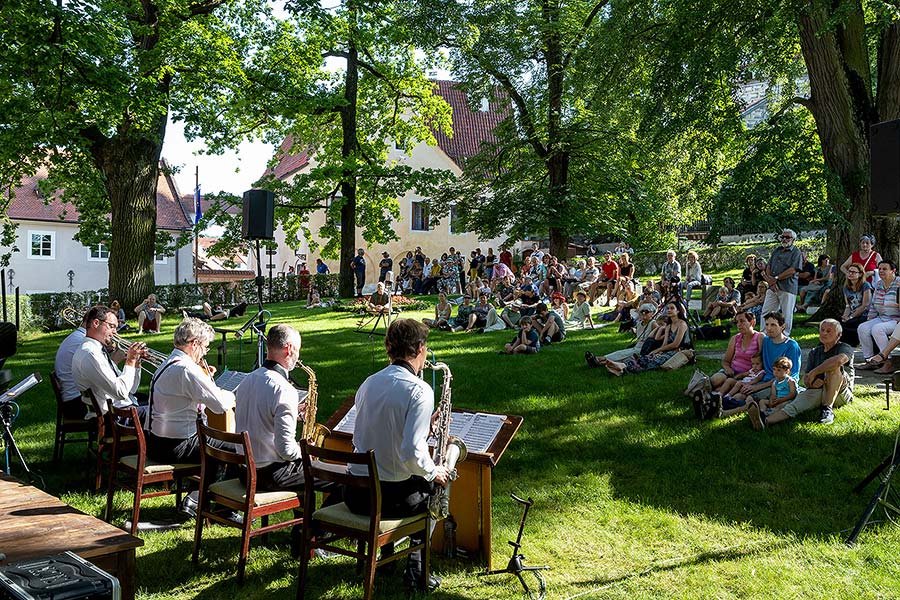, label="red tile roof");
[431,80,507,168]
[6,160,193,231]
[263,135,310,181]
